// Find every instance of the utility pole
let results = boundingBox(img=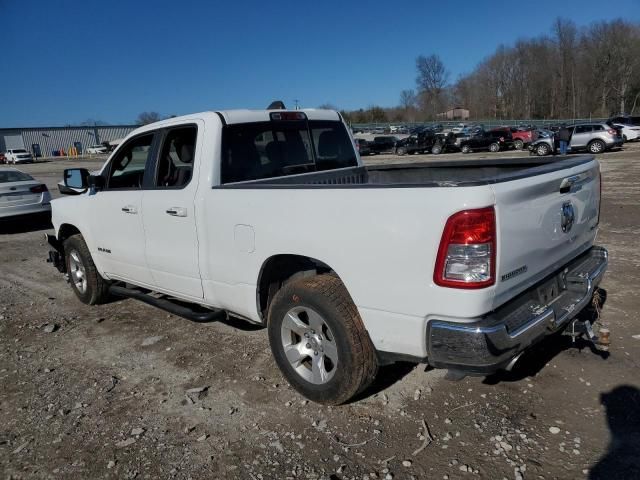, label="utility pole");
[293,99,300,110]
